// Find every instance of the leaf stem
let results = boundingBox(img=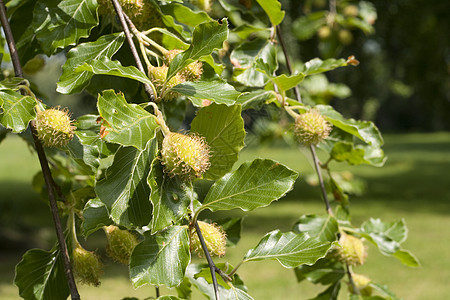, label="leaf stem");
[110,0,156,101]
[194,221,221,300]
[0,2,80,299]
